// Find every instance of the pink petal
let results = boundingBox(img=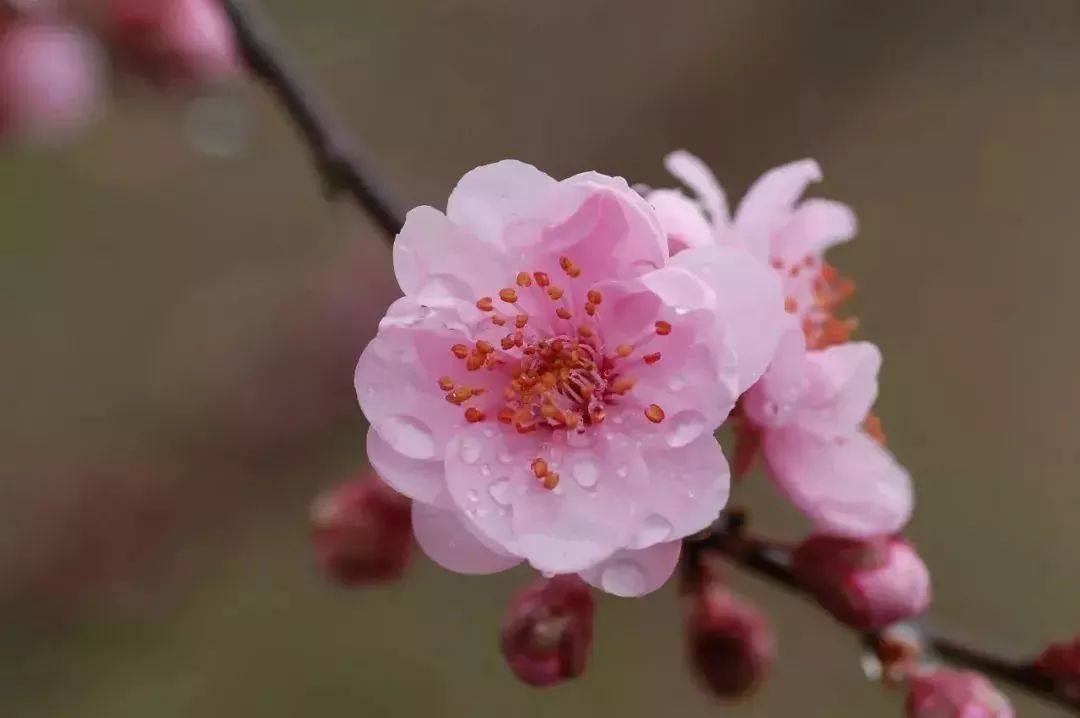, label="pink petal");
[647,188,715,254]
[579,541,682,597]
[798,342,881,432]
[734,159,822,262]
[632,434,730,548]
[742,321,807,429]
[445,159,557,249]
[412,502,522,575]
[366,426,451,508]
[781,198,857,258]
[763,427,913,537]
[670,245,786,393]
[664,150,730,229]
